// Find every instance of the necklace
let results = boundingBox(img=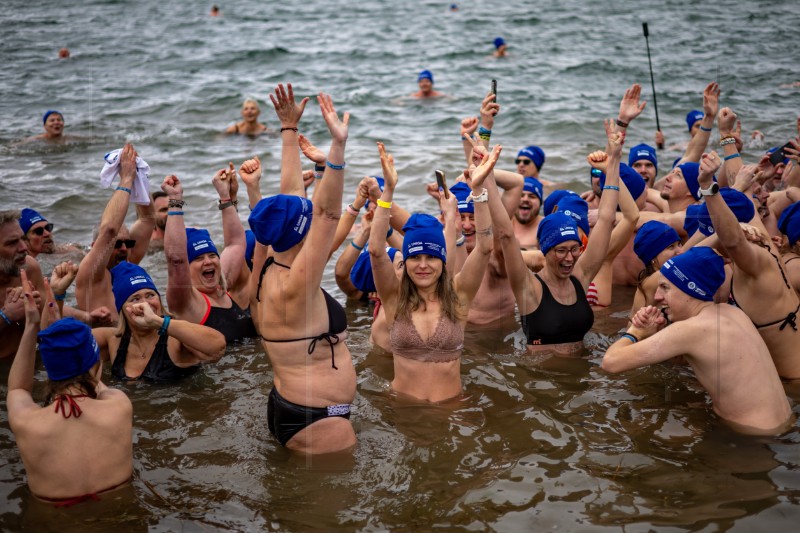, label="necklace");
[130,332,158,359]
